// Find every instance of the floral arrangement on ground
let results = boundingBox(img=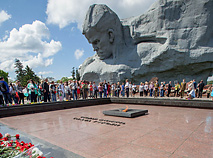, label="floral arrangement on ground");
[0,132,53,158]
